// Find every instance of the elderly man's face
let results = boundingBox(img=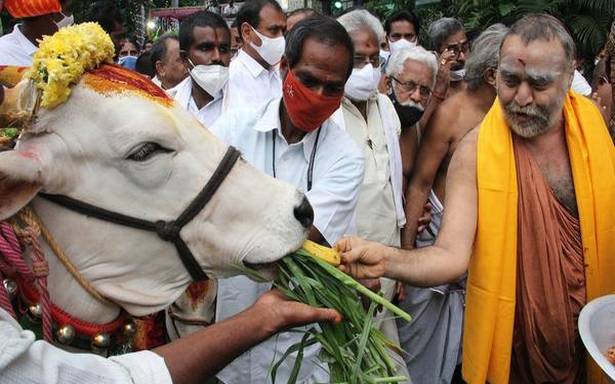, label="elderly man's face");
[159,38,187,88]
[392,58,434,109]
[497,35,573,138]
[349,28,380,69]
